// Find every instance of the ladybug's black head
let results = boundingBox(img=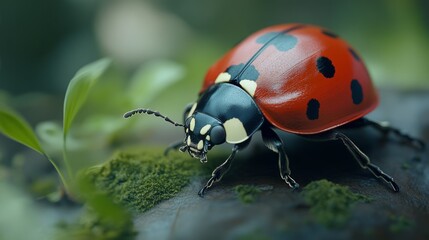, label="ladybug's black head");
[181,112,226,162]
[123,108,226,163]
